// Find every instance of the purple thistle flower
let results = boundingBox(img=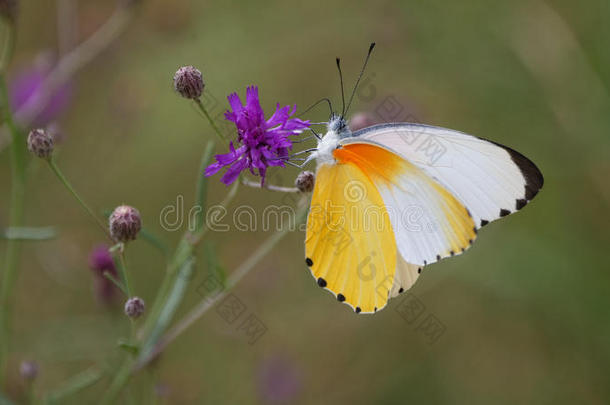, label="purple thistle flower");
[89,245,119,305]
[10,61,72,126]
[257,355,302,404]
[205,86,310,185]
